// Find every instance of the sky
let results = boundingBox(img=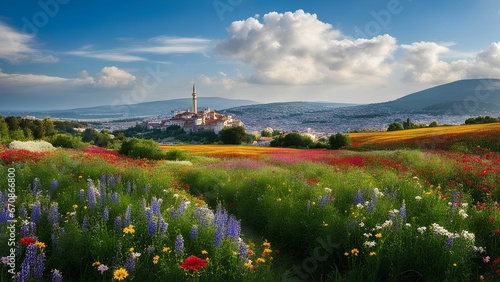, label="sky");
[1,0,500,111]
